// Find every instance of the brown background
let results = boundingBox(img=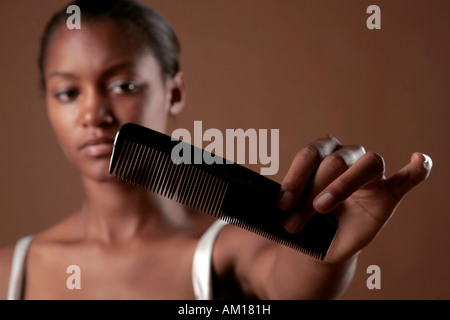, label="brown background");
[0,0,448,299]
